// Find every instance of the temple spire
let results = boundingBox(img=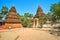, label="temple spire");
[34,5,45,18]
[9,5,16,13]
[5,6,21,23]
